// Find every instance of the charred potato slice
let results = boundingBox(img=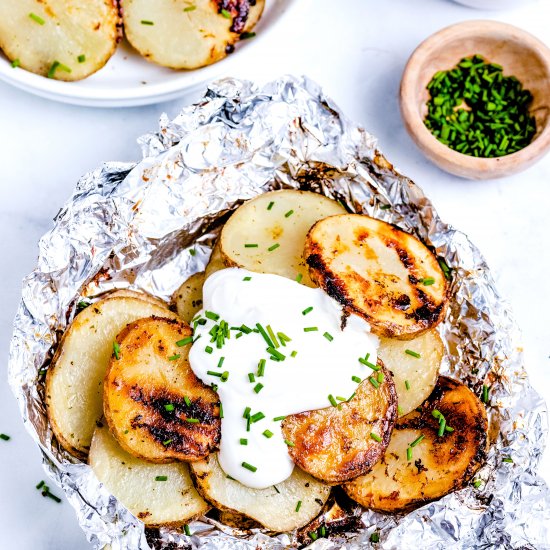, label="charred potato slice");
[172,272,205,323]
[190,453,330,532]
[104,316,220,462]
[282,363,397,484]
[0,0,120,81]
[89,425,209,526]
[343,376,488,512]
[378,329,443,416]
[46,296,178,459]
[220,190,346,287]
[305,214,449,339]
[121,0,264,70]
